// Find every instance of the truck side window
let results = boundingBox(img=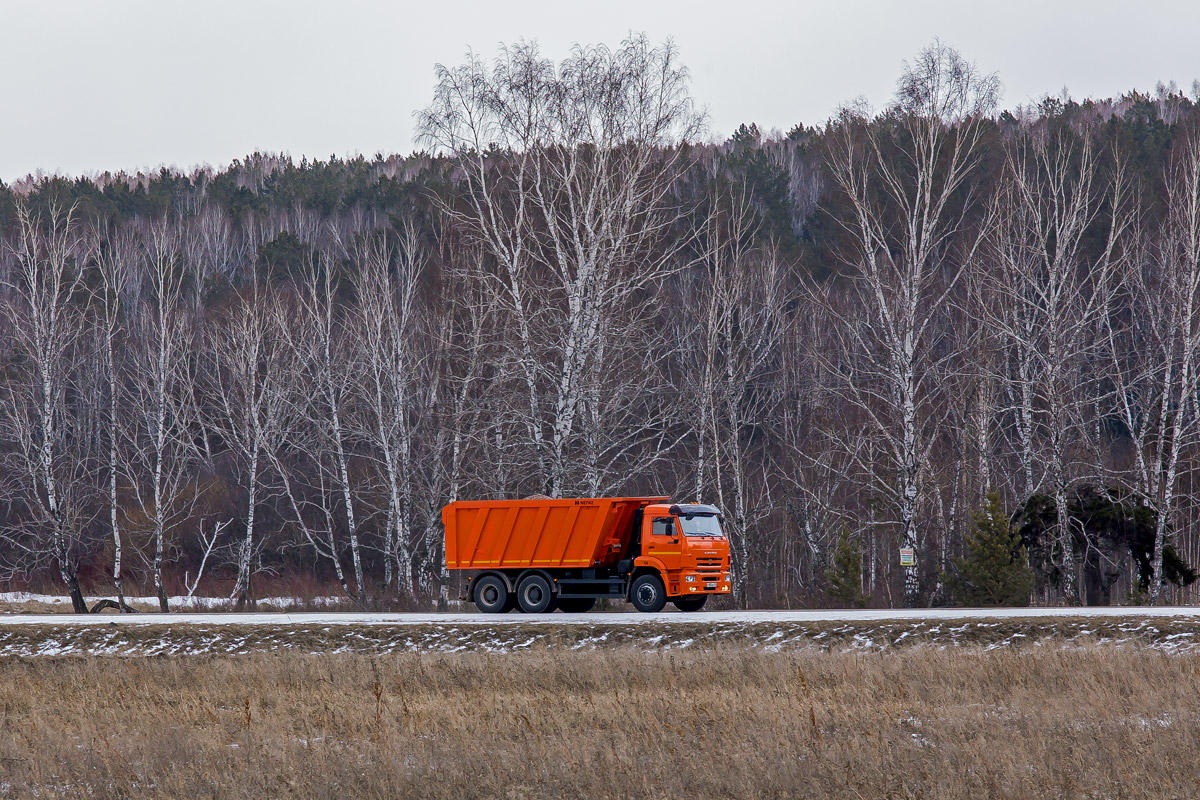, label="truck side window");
[652,517,675,537]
